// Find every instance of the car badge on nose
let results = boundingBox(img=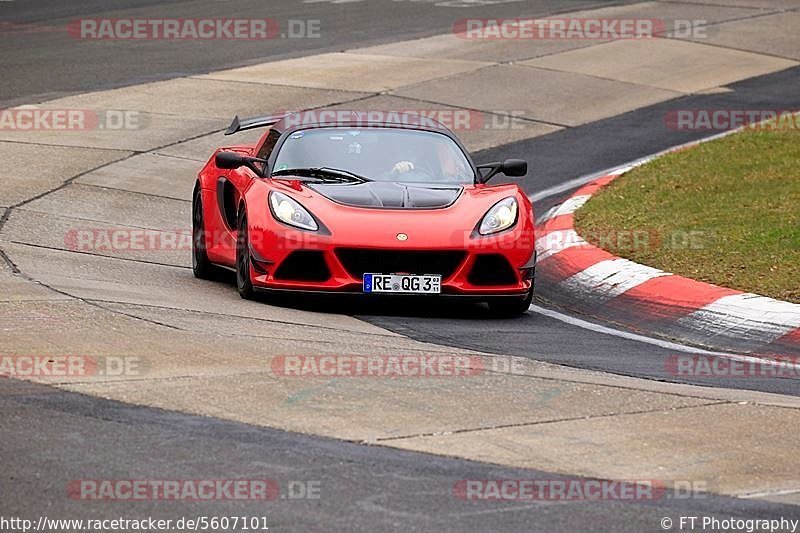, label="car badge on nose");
[396,233,408,241]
